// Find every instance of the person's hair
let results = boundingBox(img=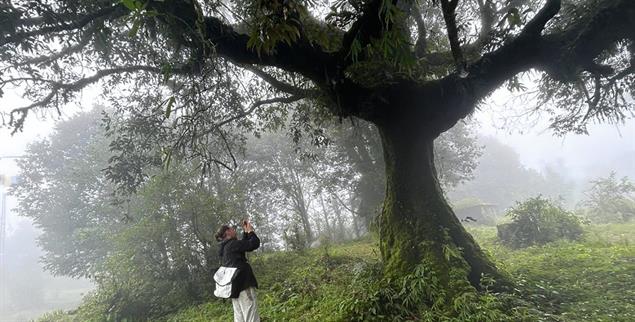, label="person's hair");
[215,225,231,242]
